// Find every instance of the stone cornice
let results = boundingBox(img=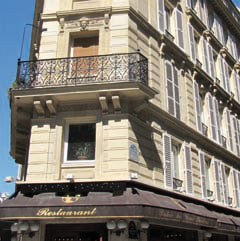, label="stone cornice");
[56,6,112,18]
